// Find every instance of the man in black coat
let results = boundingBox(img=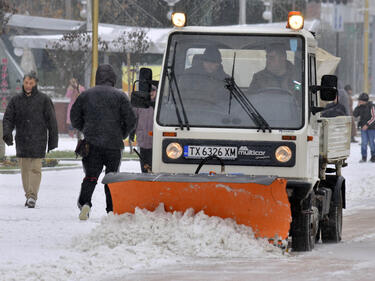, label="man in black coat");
[70,64,136,220]
[2,71,58,208]
[321,96,347,118]
[353,93,375,163]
